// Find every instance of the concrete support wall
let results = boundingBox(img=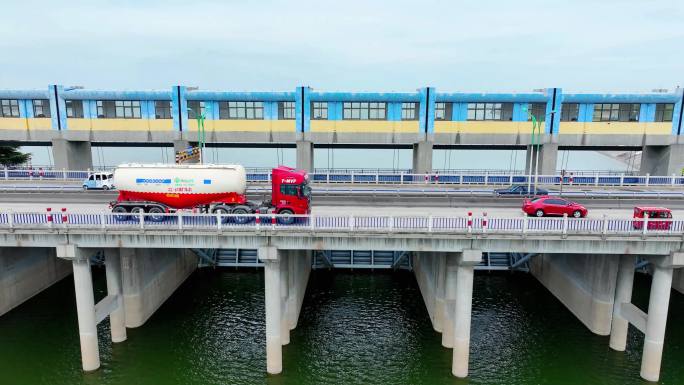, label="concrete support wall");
[525,143,558,174]
[296,140,314,171]
[530,253,619,335]
[0,247,71,316]
[51,139,93,170]
[412,141,433,174]
[672,269,684,294]
[121,248,197,328]
[640,144,684,176]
